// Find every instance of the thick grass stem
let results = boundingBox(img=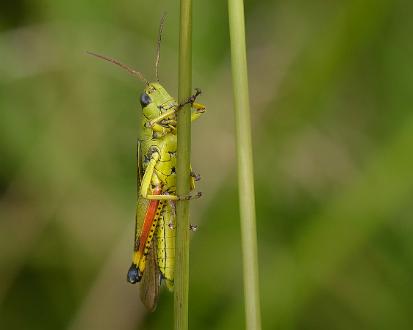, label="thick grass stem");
[175,0,192,329]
